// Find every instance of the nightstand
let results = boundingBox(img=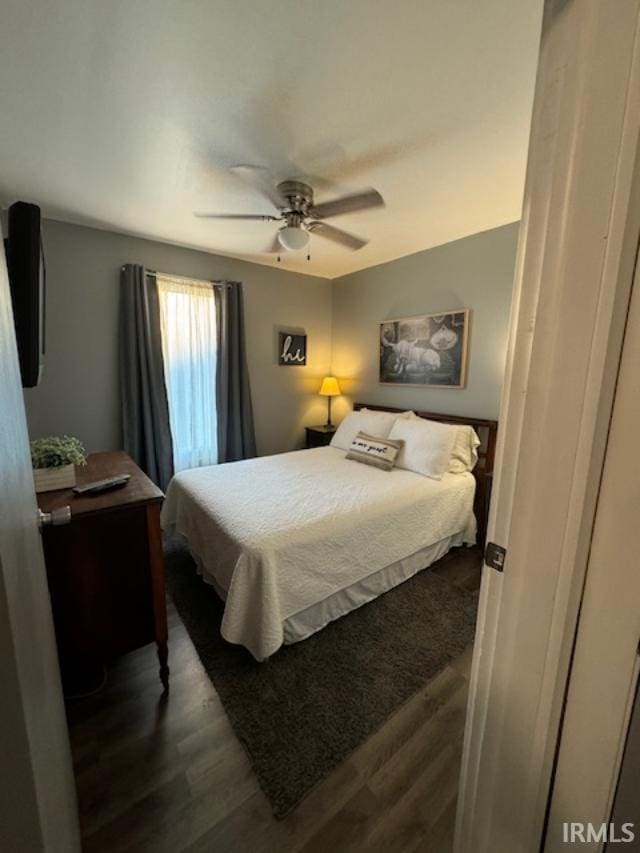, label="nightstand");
[305,424,337,448]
